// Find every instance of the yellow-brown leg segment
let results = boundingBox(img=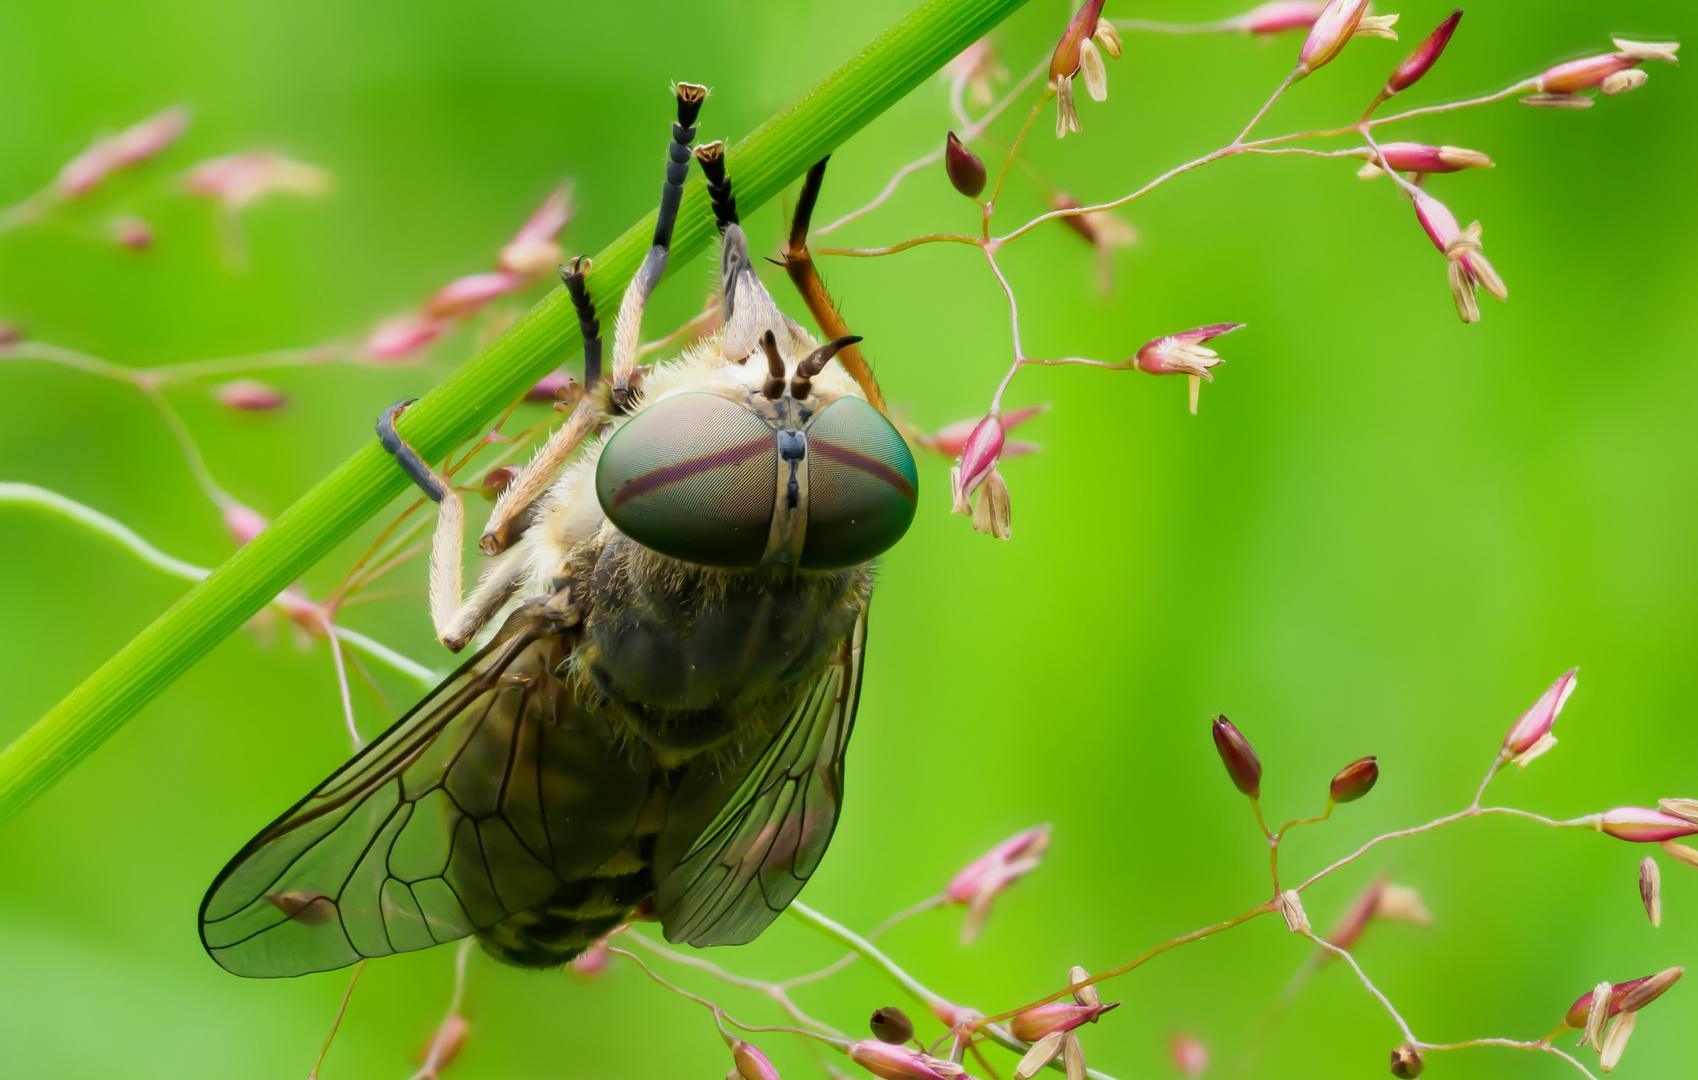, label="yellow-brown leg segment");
[784,158,887,414]
[376,400,528,651]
